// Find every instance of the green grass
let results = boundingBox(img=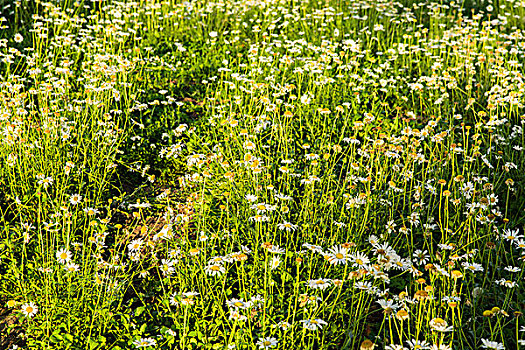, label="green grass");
[0,0,525,349]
